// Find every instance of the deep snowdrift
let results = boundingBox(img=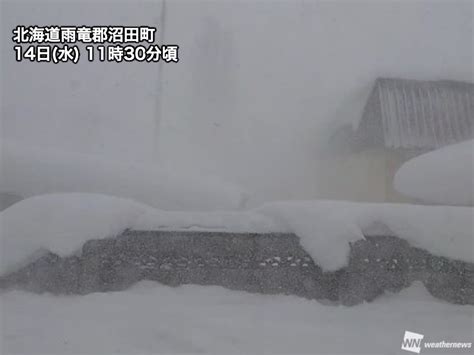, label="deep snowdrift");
[394,139,474,206]
[0,140,248,211]
[1,281,472,354]
[1,193,472,275]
